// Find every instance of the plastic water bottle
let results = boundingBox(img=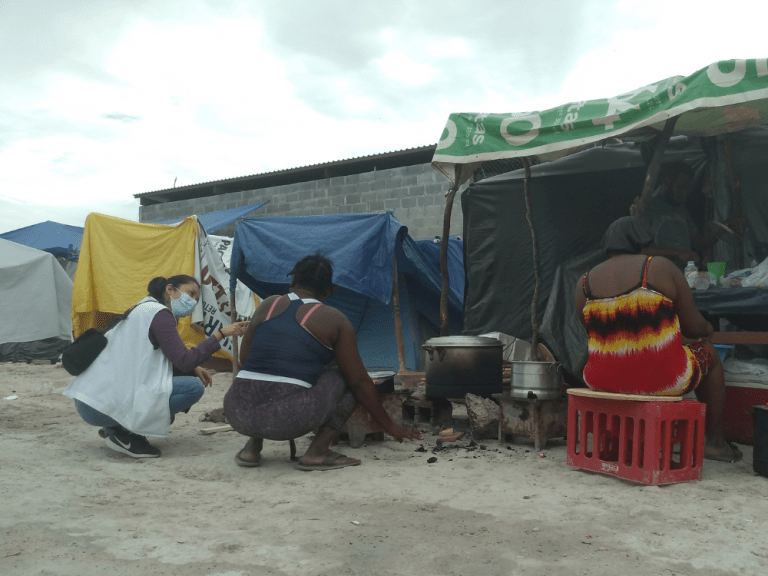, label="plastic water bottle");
[684,261,697,288]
